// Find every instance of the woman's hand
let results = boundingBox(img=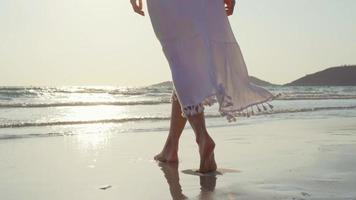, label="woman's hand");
[130,0,145,16]
[224,0,236,16]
